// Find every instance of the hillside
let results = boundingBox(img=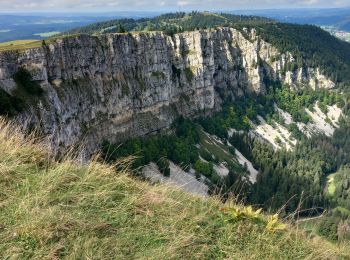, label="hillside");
[232,8,350,32]
[1,12,350,246]
[0,119,349,259]
[62,12,274,35]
